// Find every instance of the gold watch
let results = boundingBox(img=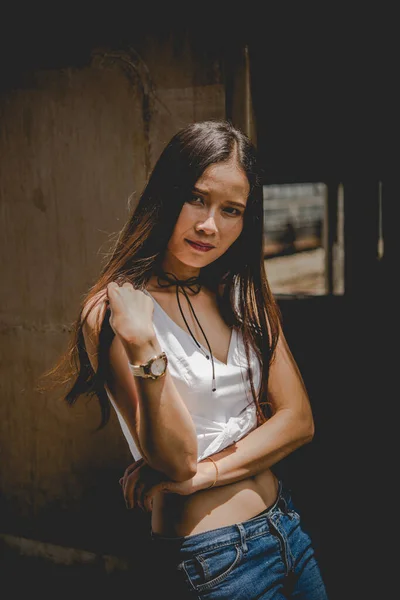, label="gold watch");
[128,352,168,380]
